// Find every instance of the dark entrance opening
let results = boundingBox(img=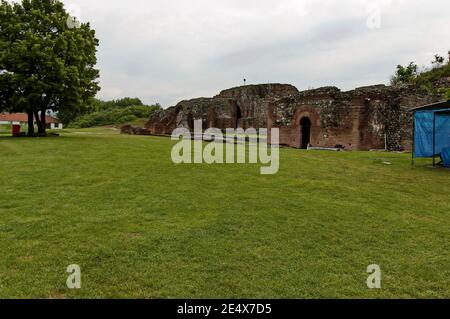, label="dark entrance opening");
[300,117,311,149]
[186,113,194,131]
[235,106,242,129]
